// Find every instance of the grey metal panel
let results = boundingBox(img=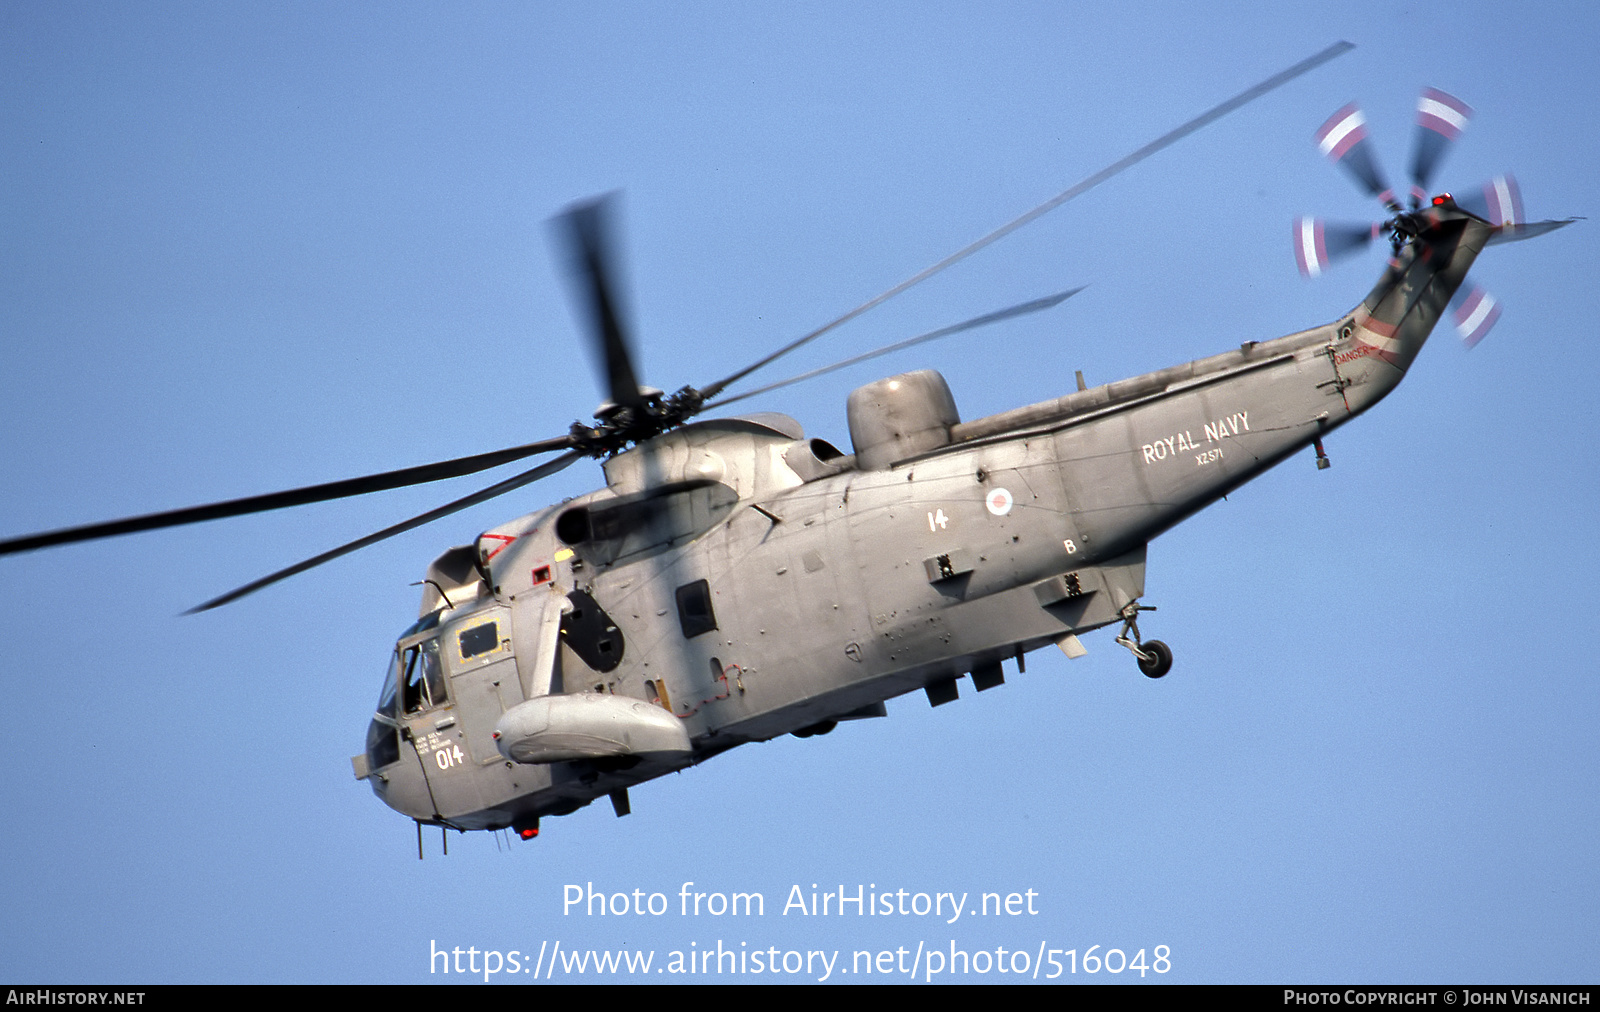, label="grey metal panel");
[700,487,856,729]
[443,608,521,768]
